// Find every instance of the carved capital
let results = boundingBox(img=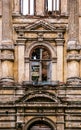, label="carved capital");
[16,39,26,46]
[67,40,81,51]
[55,38,65,46]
